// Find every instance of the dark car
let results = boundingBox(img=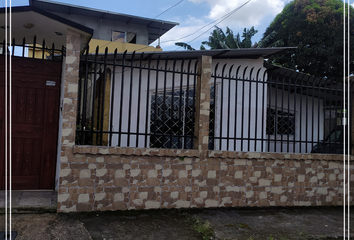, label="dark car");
[311,126,348,154]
